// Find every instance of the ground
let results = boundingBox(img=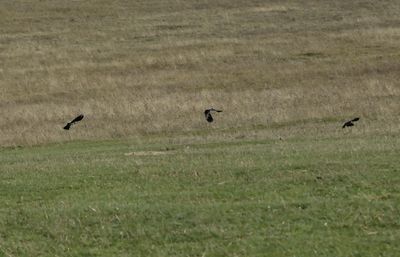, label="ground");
[1,135,400,256]
[1,0,400,256]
